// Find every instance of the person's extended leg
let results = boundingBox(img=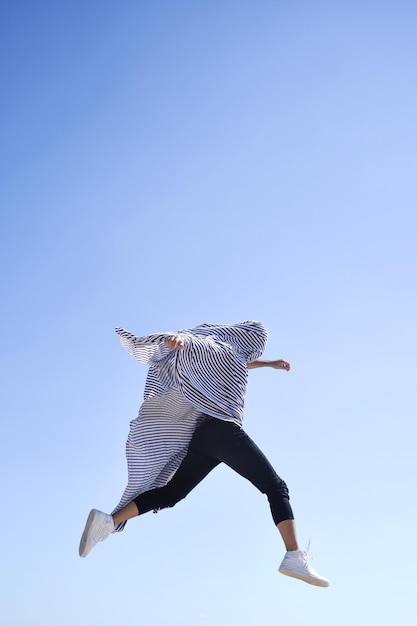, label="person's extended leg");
[79,419,220,557]
[132,445,220,514]
[112,443,220,524]
[115,422,297,550]
[112,501,140,526]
